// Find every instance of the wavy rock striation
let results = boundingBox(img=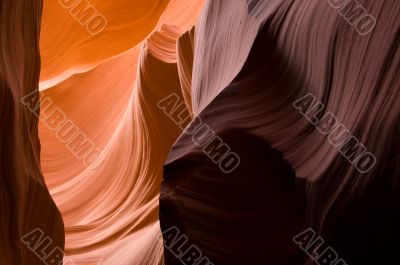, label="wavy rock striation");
[160,0,400,264]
